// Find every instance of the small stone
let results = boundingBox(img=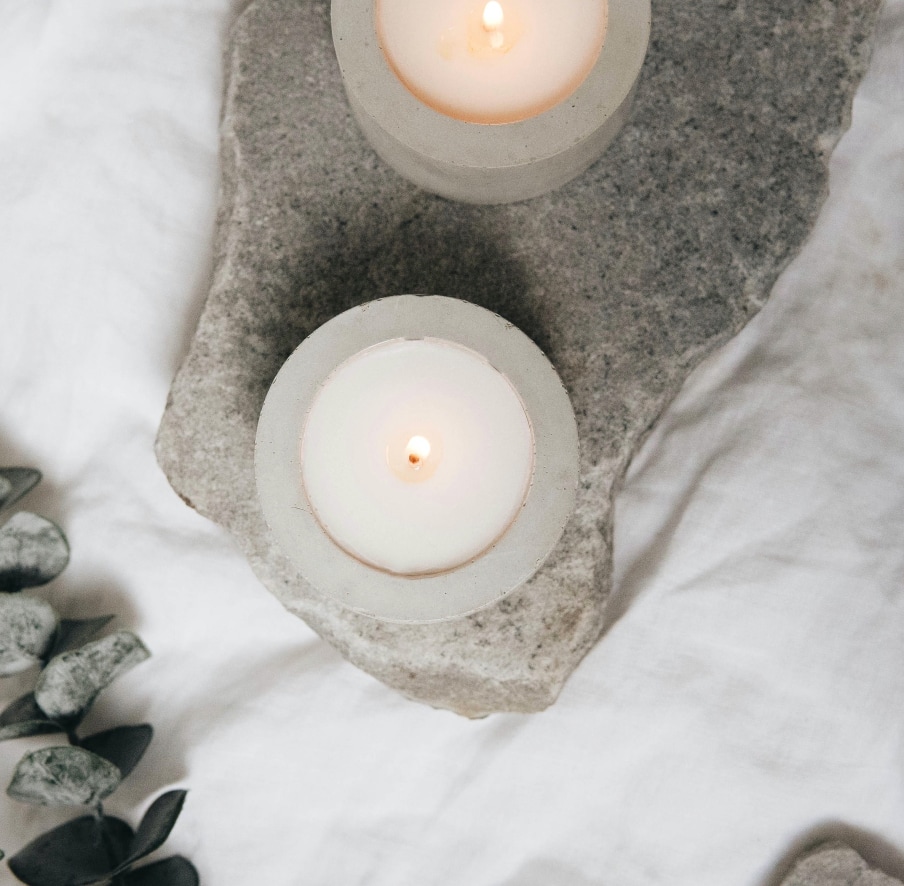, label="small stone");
[779,842,903,886]
[156,0,881,715]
